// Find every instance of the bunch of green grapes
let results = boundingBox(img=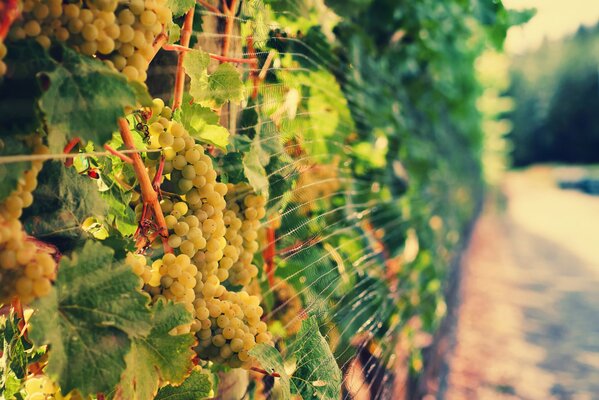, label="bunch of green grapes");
[0,137,56,305]
[221,183,266,287]
[8,0,171,81]
[125,251,160,288]
[194,289,271,367]
[24,374,86,400]
[291,163,341,214]
[131,99,272,362]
